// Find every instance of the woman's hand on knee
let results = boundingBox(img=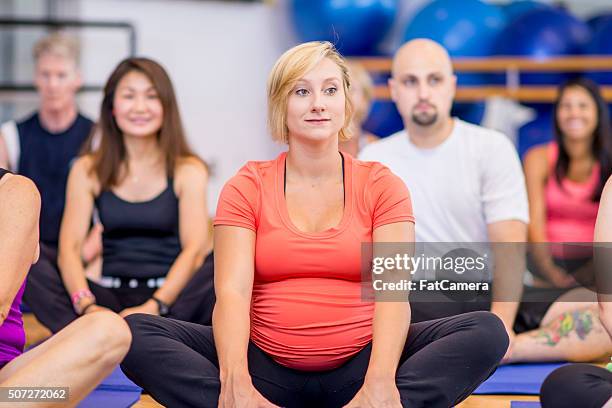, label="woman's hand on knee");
[119,299,159,318]
[83,304,113,315]
[547,265,578,288]
[343,377,402,408]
